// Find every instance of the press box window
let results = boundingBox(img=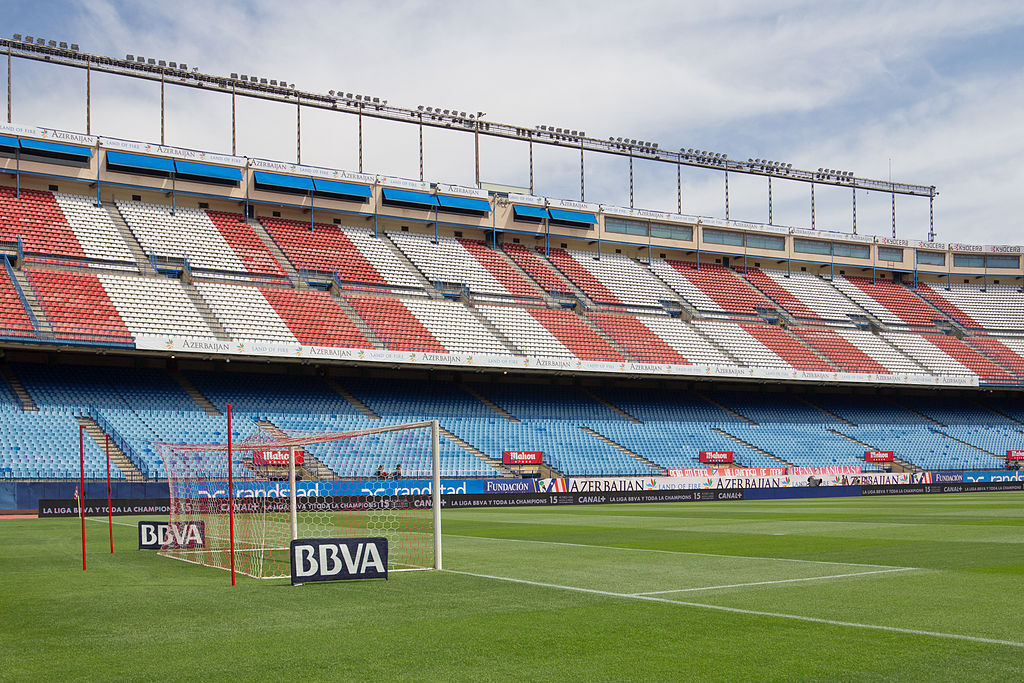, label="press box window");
[917,251,945,266]
[878,246,903,262]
